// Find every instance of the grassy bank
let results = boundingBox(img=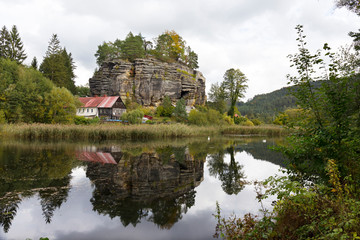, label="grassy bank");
[0,123,288,141]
